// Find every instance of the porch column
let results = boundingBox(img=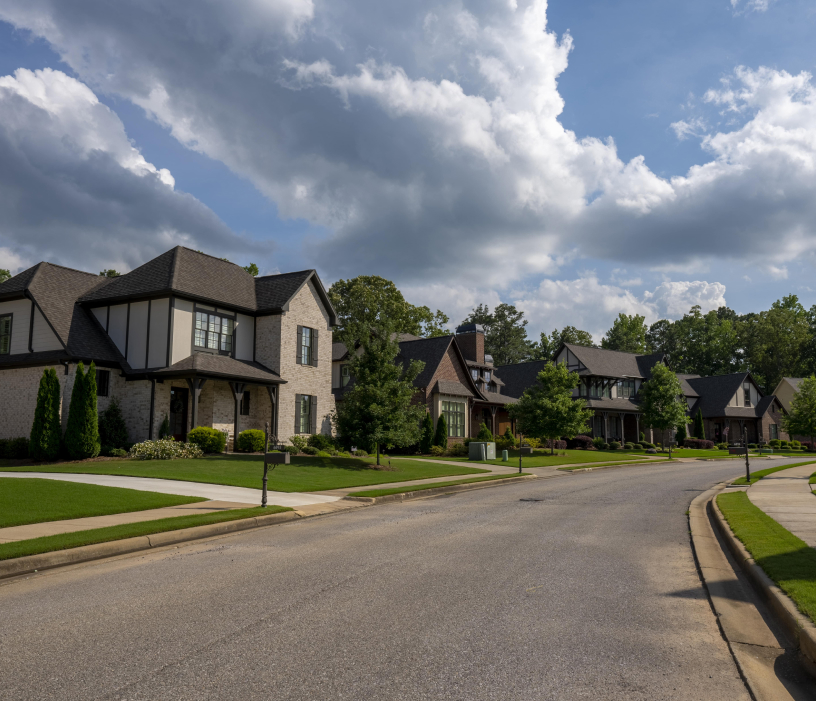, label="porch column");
[738,419,745,444]
[602,412,609,441]
[229,382,246,451]
[185,377,207,430]
[635,414,640,443]
[148,379,156,440]
[490,405,498,437]
[266,386,278,443]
